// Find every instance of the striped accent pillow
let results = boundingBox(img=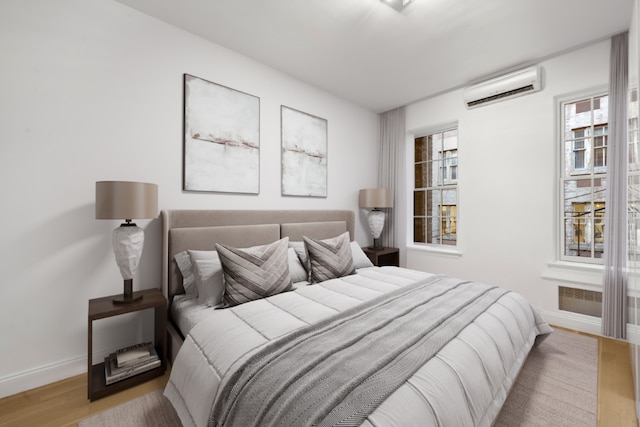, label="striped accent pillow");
[303,232,355,283]
[215,237,293,307]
